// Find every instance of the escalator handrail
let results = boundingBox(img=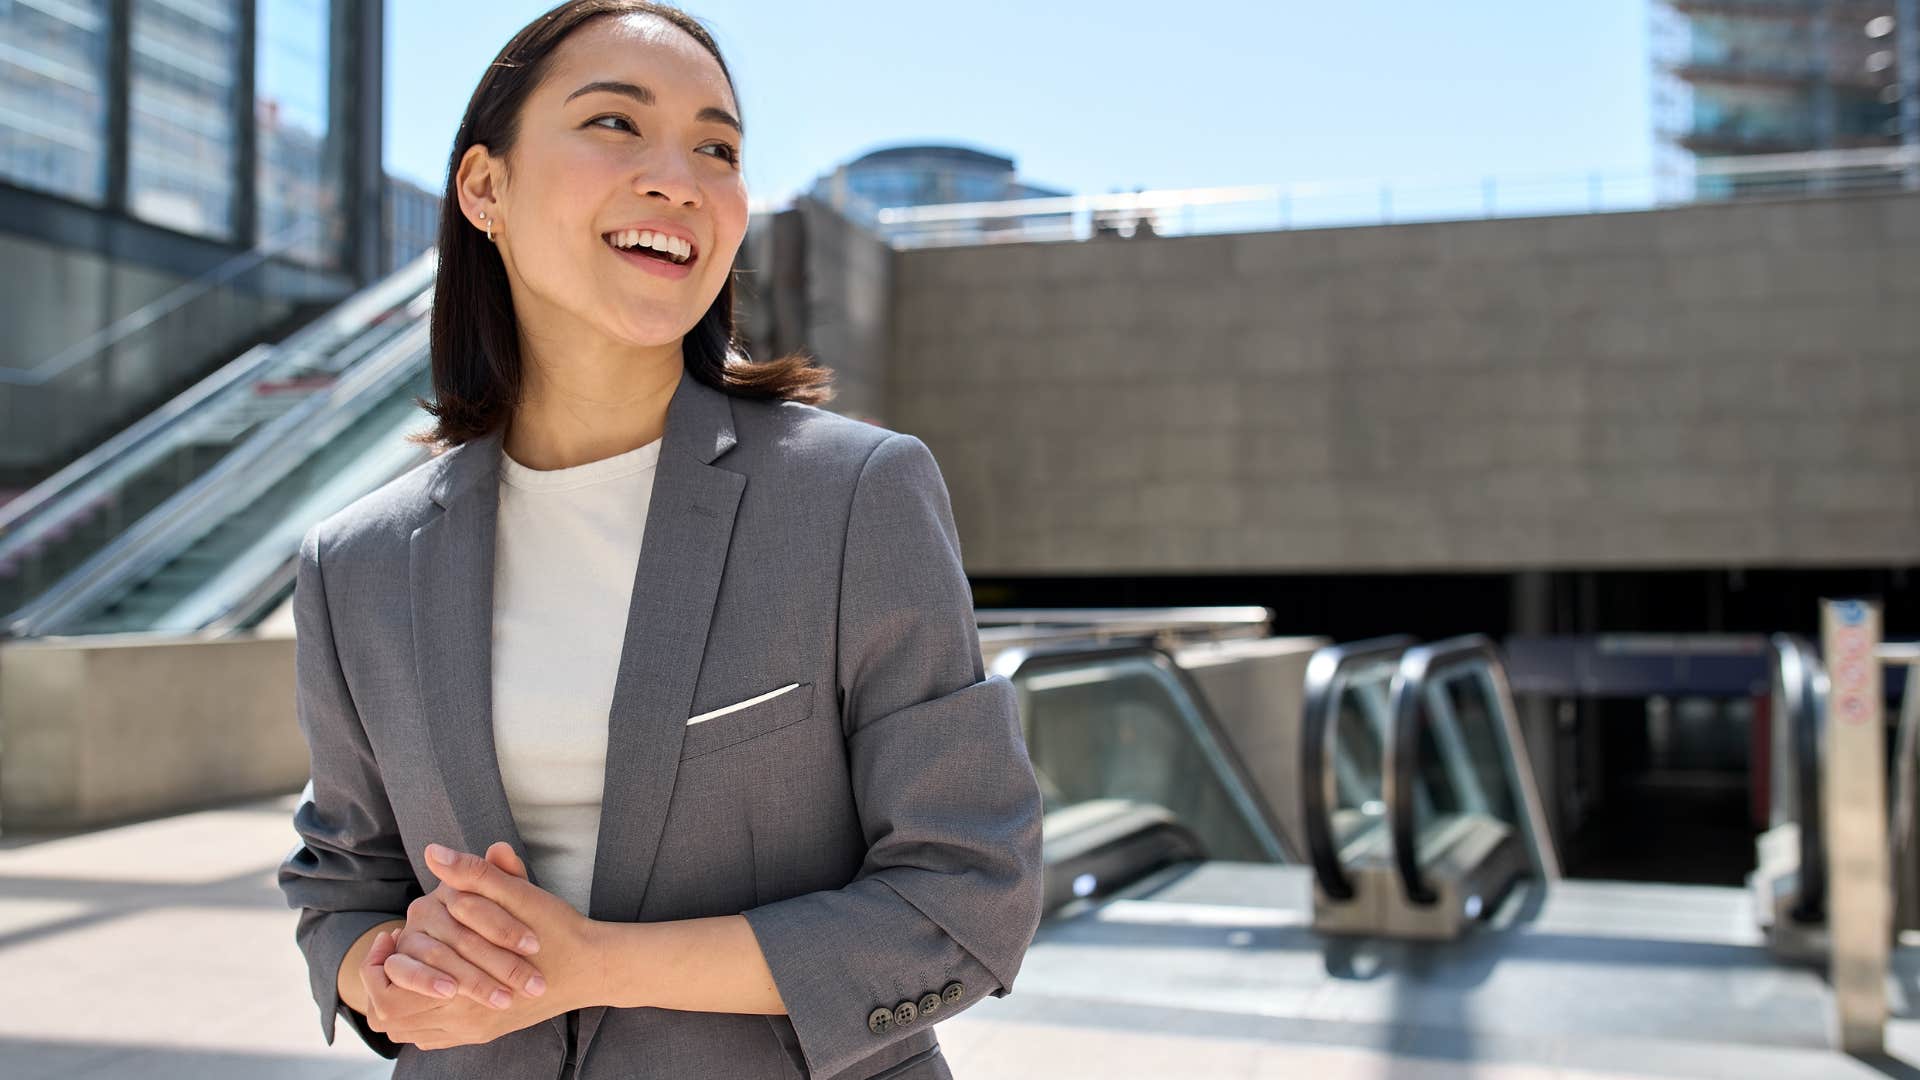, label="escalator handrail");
[1300,634,1417,902]
[989,639,1299,865]
[1770,632,1826,923]
[5,315,433,638]
[1386,633,1561,906]
[0,251,438,564]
